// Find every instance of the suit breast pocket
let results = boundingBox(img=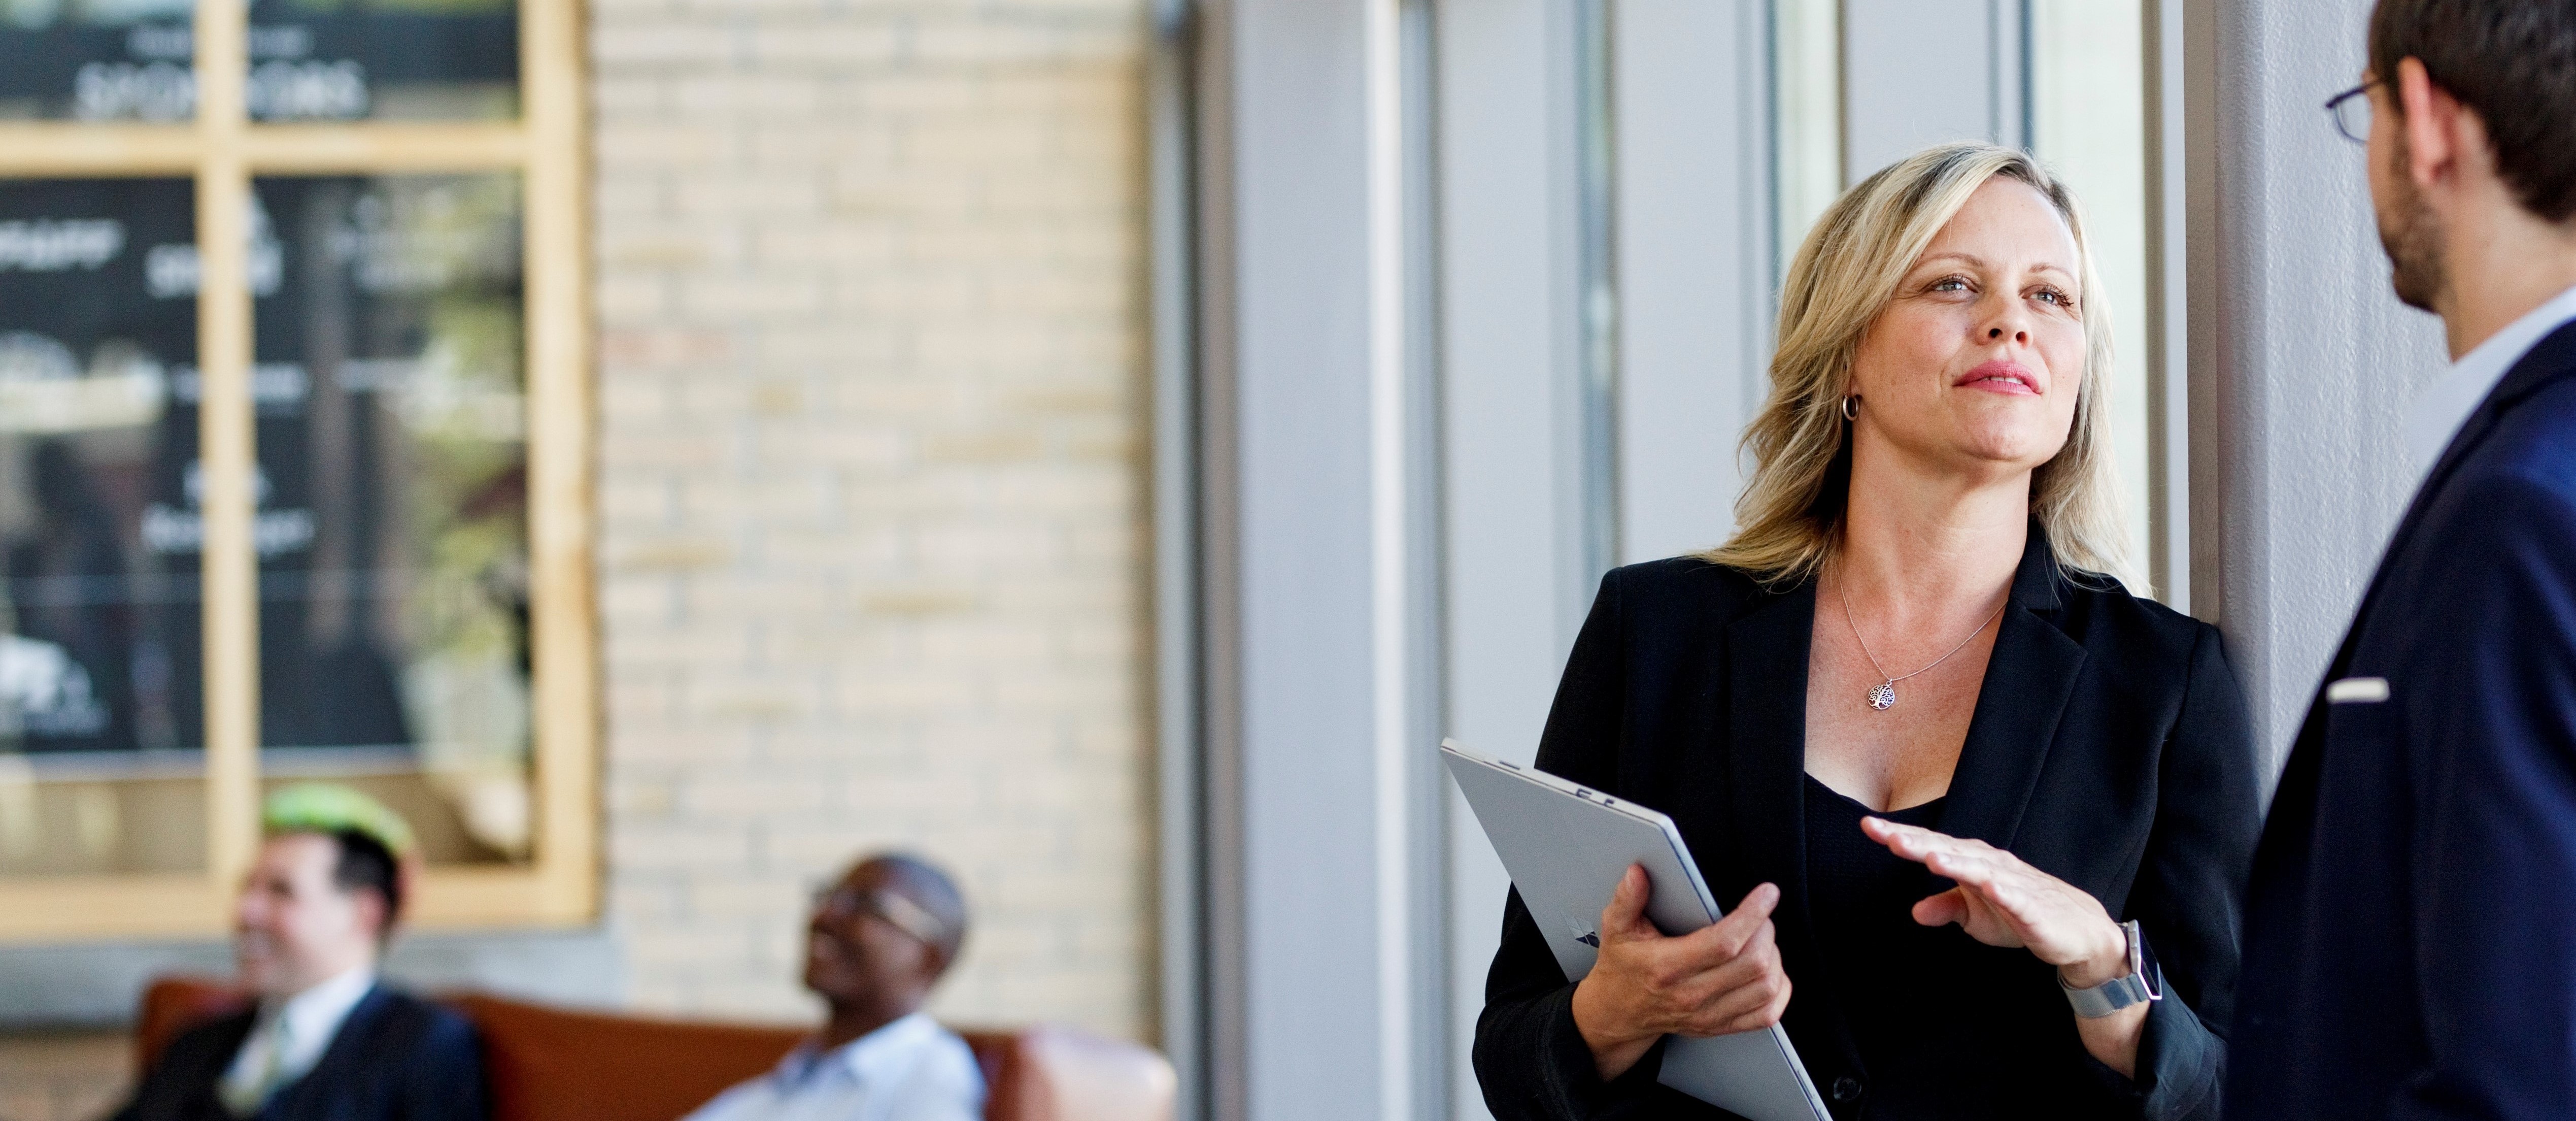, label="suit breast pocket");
[2325,677,2397,733]
[2318,677,2404,824]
